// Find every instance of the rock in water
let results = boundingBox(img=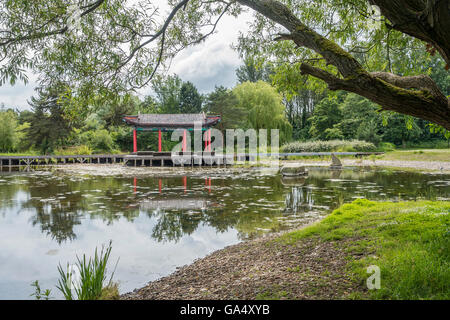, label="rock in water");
[330,153,343,169]
[280,165,308,177]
